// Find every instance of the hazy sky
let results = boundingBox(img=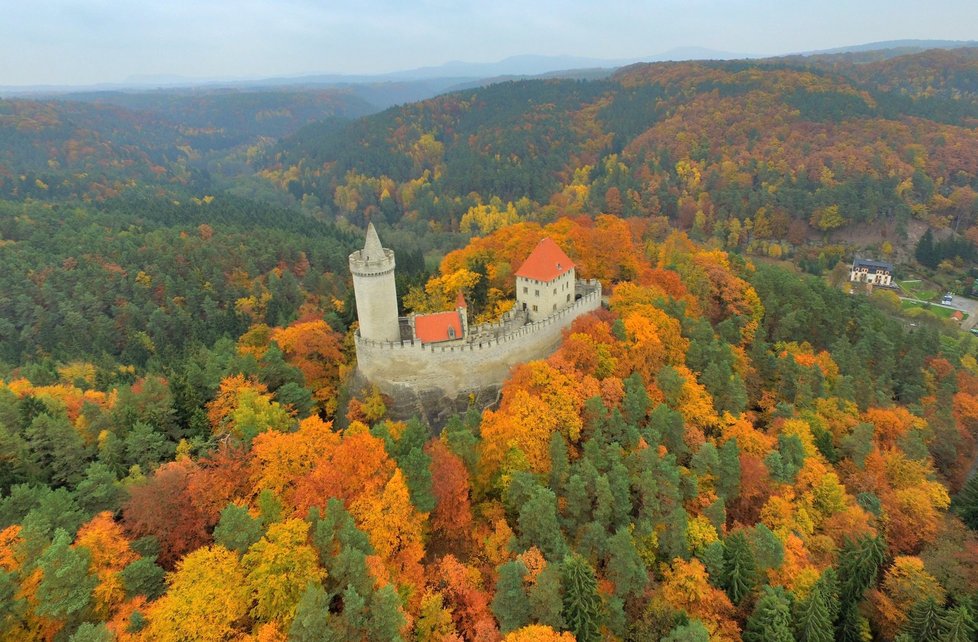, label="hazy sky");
[2,0,977,86]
